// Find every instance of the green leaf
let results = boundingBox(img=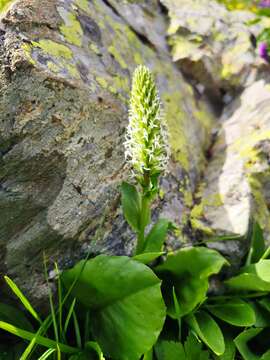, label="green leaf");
[62,255,166,360]
[0,303,33,331]
[225,260,270,292]
[185,311,225,356]
[156,247,227,317]
[154,340,185,360]
[184,332,210,360]
[246,222,265,265]
[143,219,170,253]
[259,298,270,312]
[133,252,164,264]
[225,273,270,292]
[0,320,79,354]
[234,328,262,360]
[206,299,256,326]
[261,350,270,360]
[249,301,270,328]
[121,182,141,232]
[214,330,236,360]
[143,349,153,360]
[4,276,42,324]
